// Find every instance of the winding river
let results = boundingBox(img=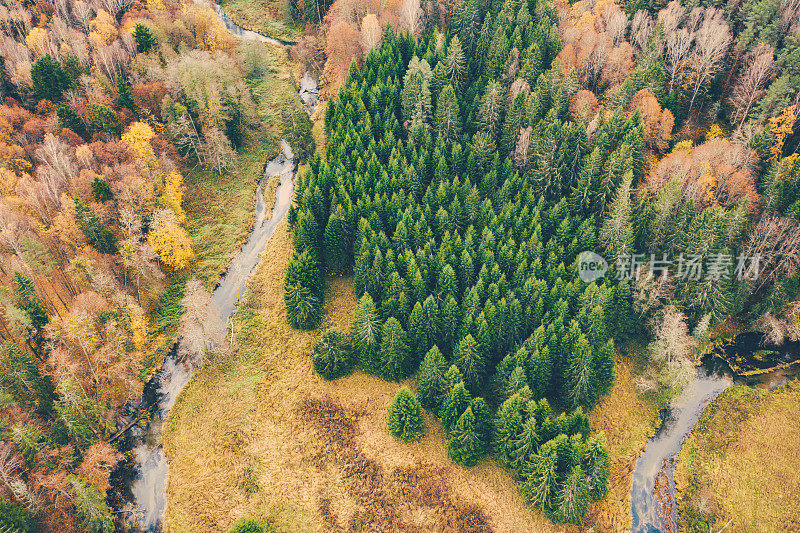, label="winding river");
[630,336,800,532]
[110,7,316,531]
